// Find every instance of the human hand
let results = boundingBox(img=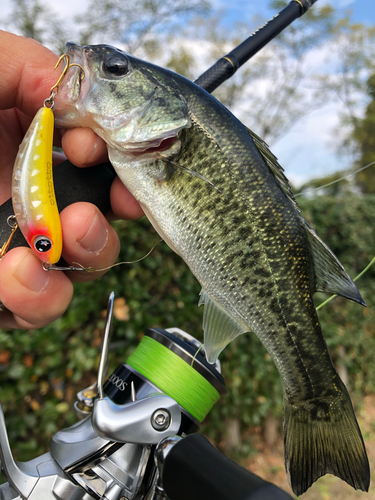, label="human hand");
[0,31,144,329]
